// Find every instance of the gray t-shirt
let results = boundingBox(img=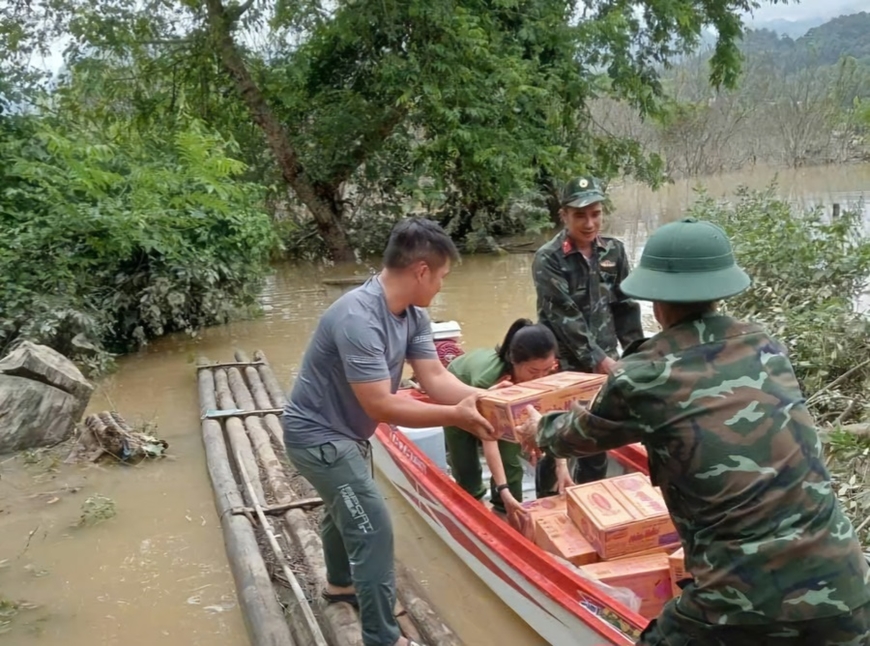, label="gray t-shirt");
[283,276,438,448]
